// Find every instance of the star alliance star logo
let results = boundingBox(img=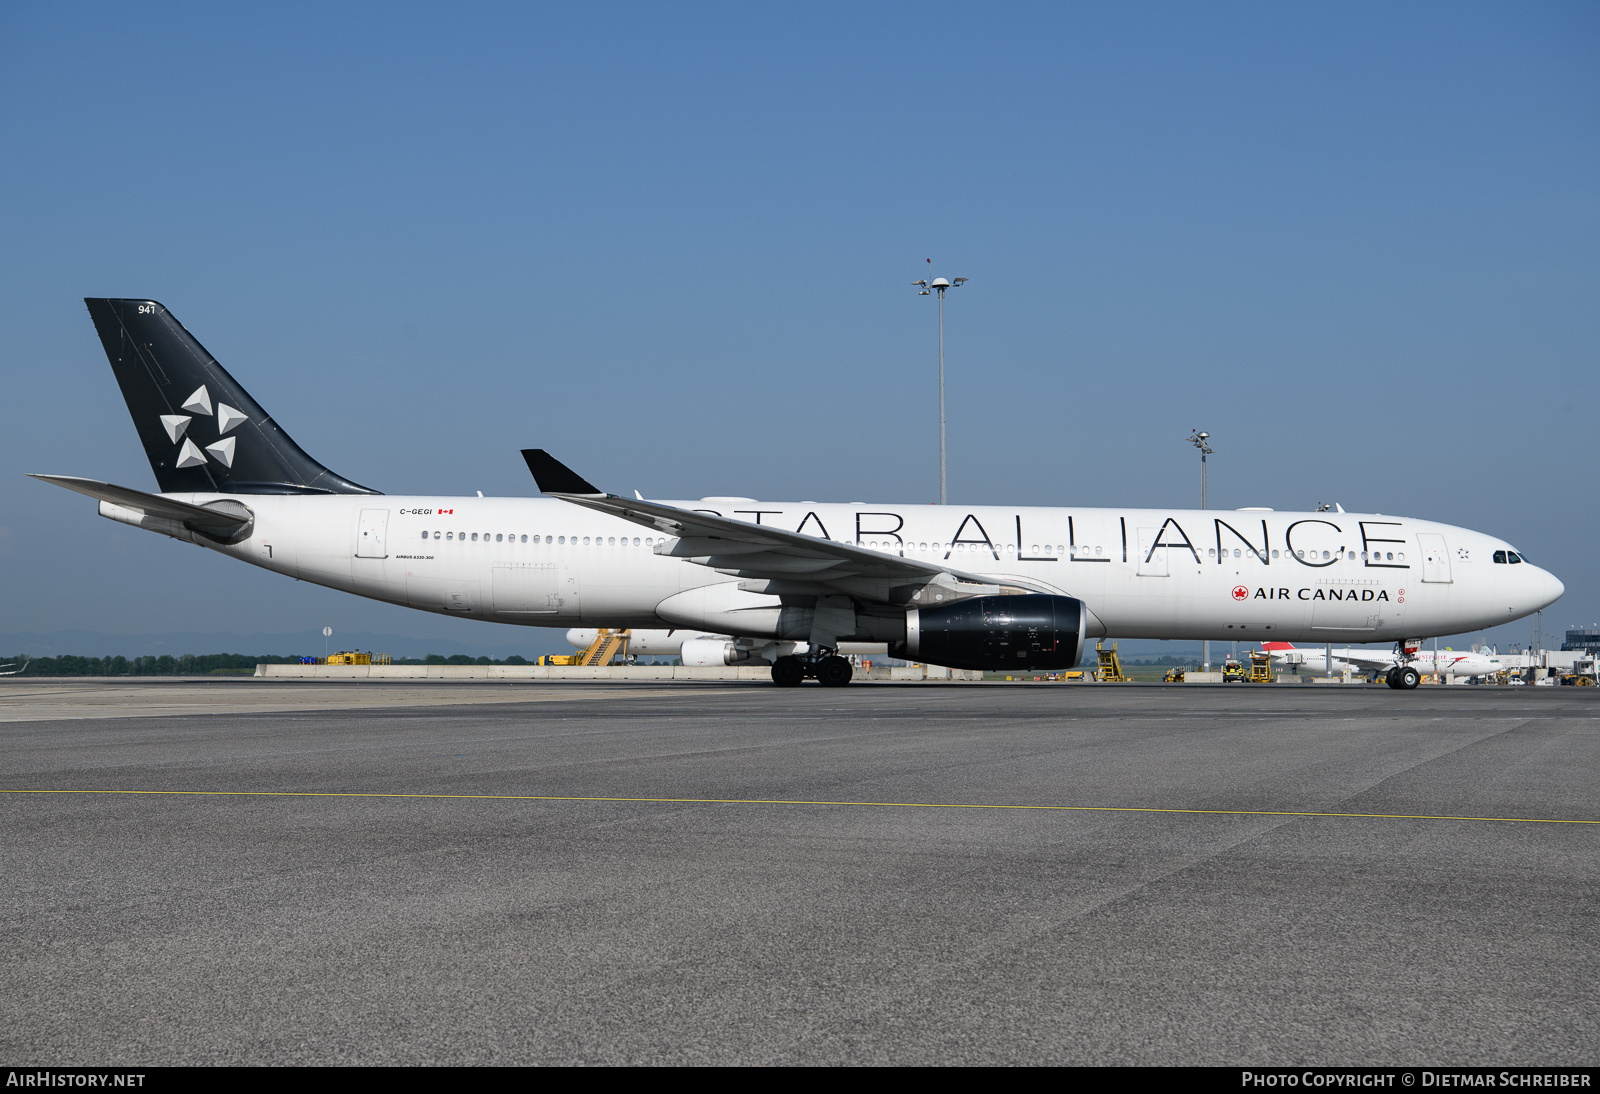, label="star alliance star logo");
[159,385,247,469]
